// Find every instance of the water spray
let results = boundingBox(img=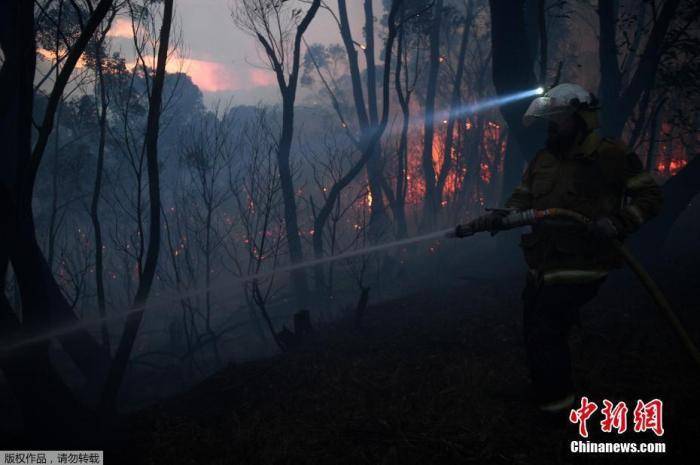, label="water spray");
[0,227,455,354]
